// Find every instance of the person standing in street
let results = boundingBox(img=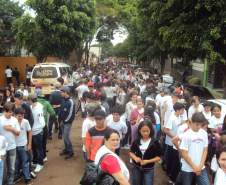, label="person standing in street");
[0,102,20,185]
[59,86,75,159]
[5,66,13,85]
[13,67,20,86]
